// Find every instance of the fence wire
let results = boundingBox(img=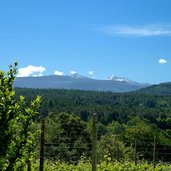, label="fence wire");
[38,117,171,171]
